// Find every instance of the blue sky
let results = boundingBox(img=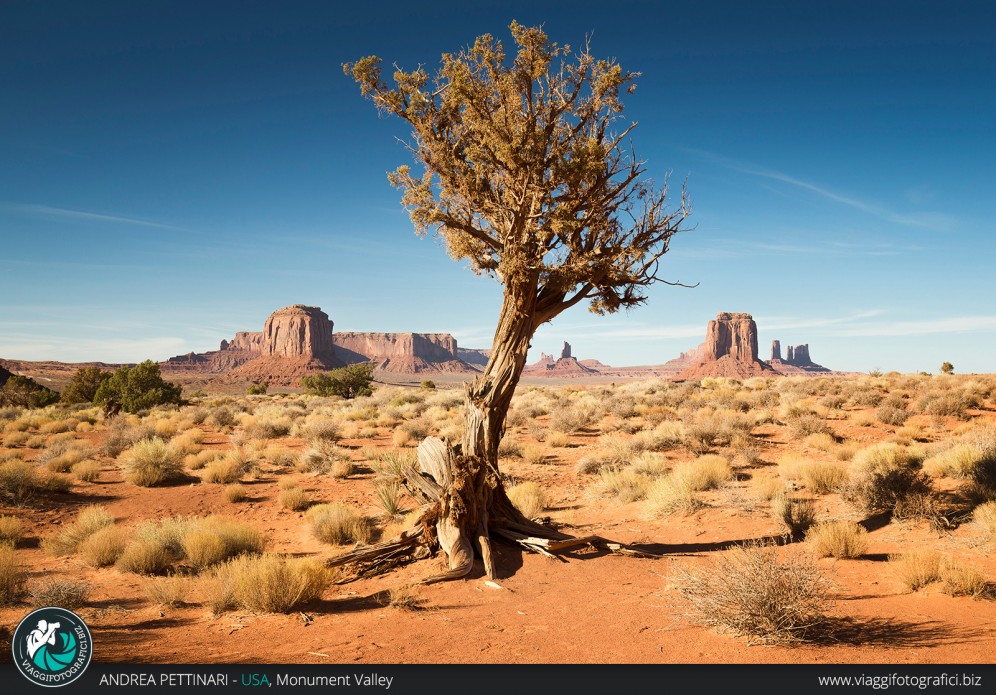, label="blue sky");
[1,1,994,373]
